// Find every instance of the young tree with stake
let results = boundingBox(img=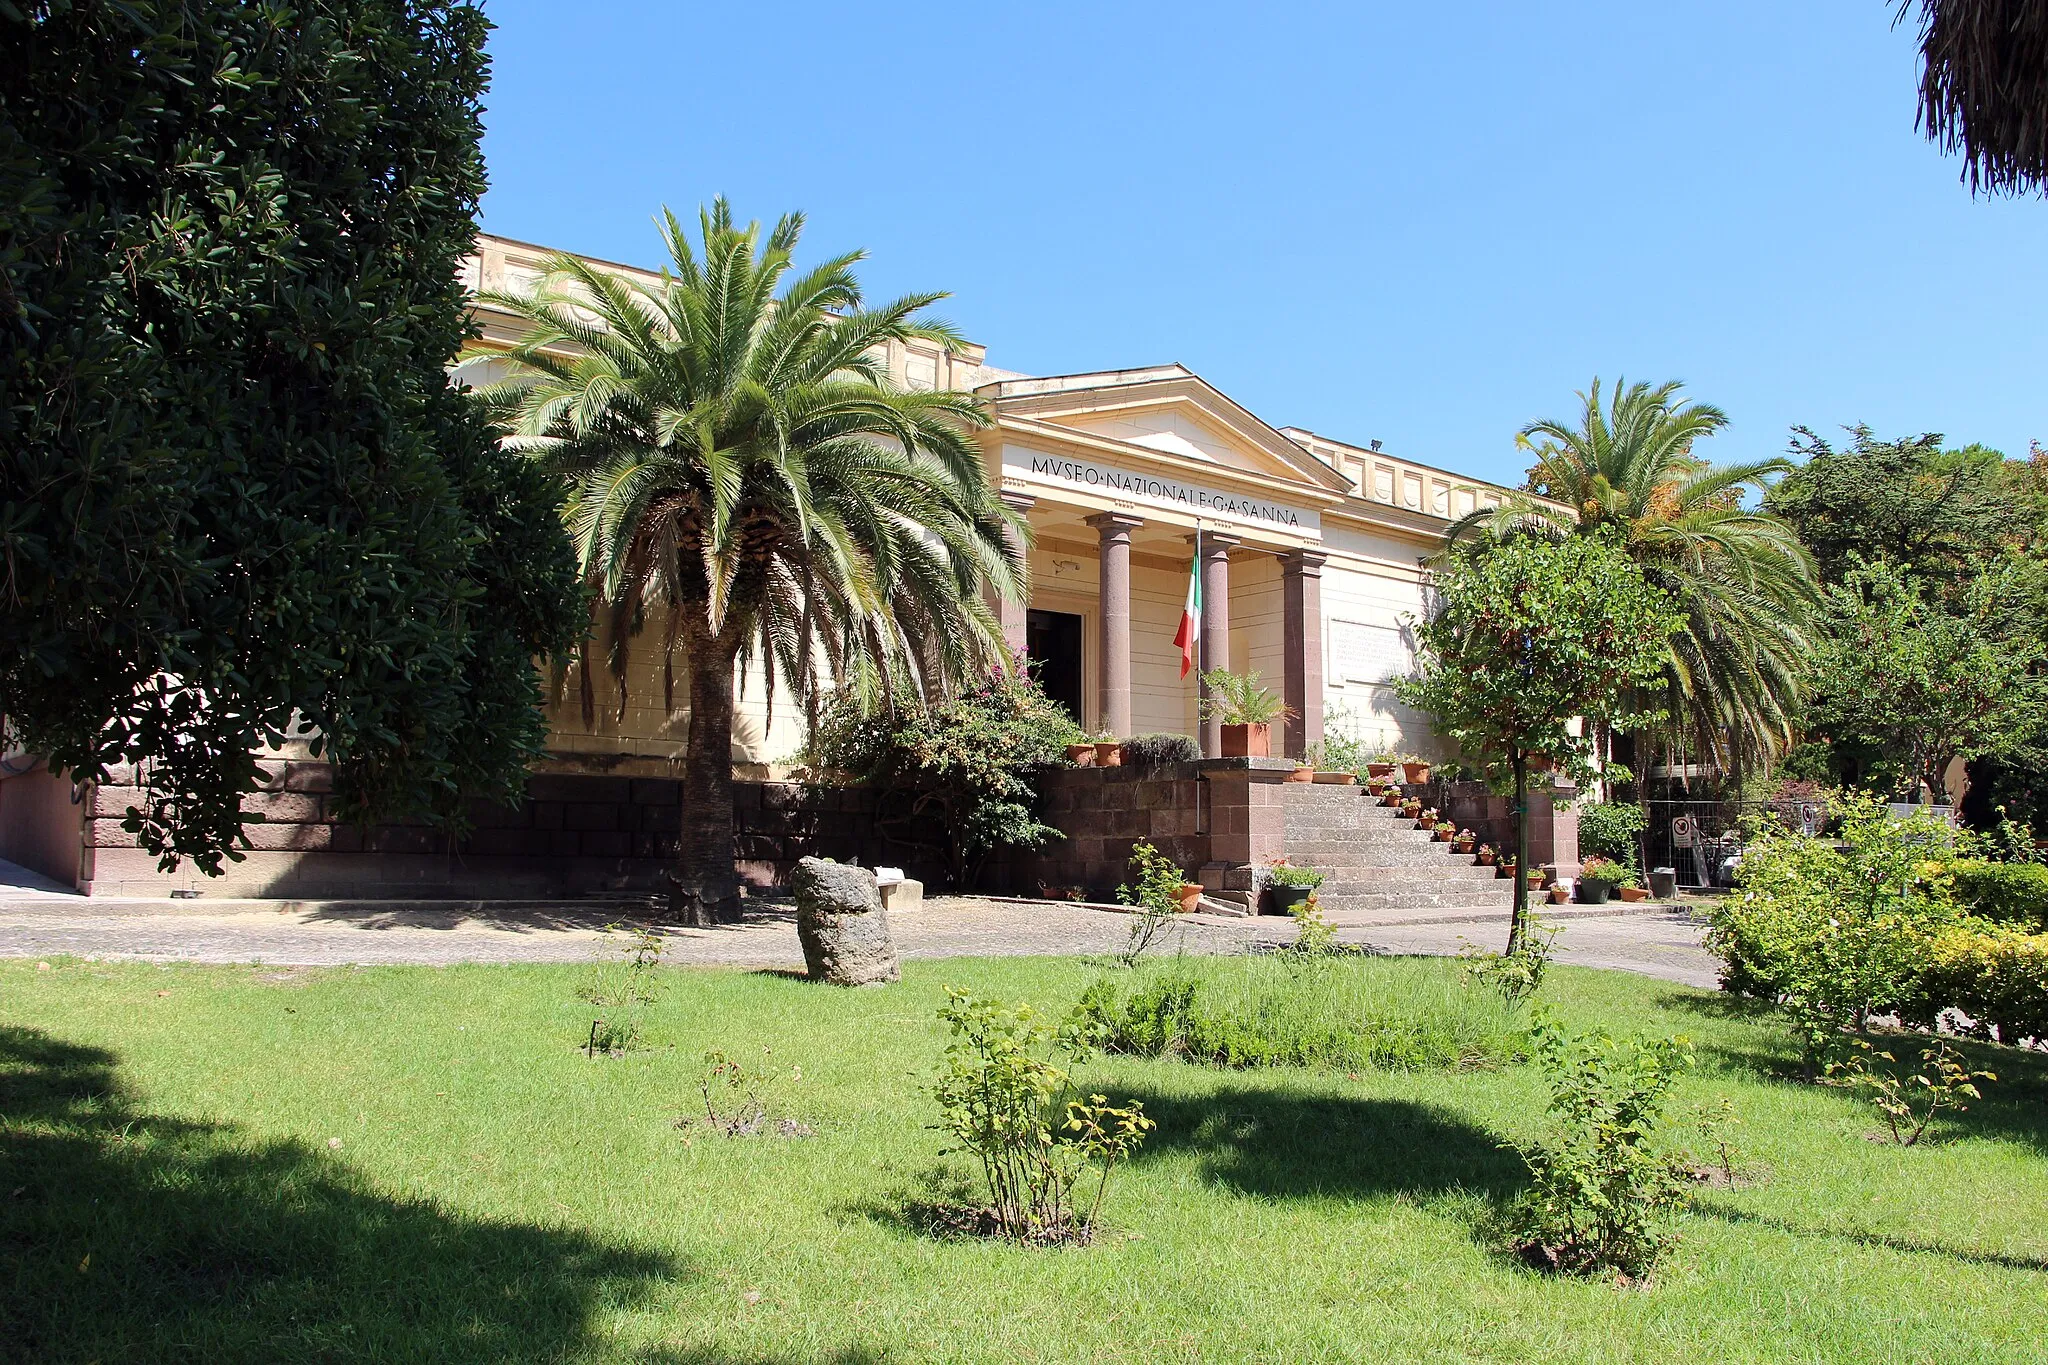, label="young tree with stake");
[1398,537,1678,954]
